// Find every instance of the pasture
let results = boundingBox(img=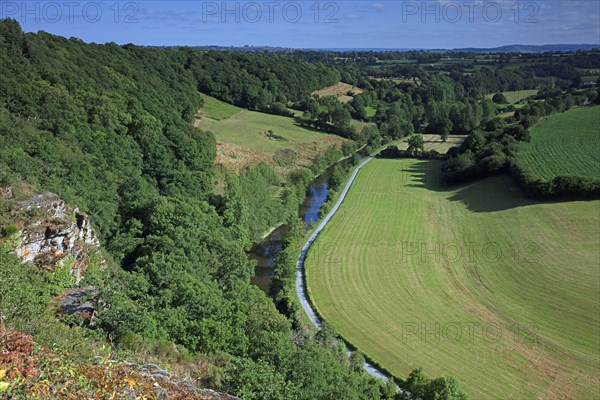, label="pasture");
[518,105,600,180]
[312,82,364,104]
[395,134,465,153]
[486,89,539,104]
[195,97,346,175]
[305,158,600,399]
[198,95,243,120]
